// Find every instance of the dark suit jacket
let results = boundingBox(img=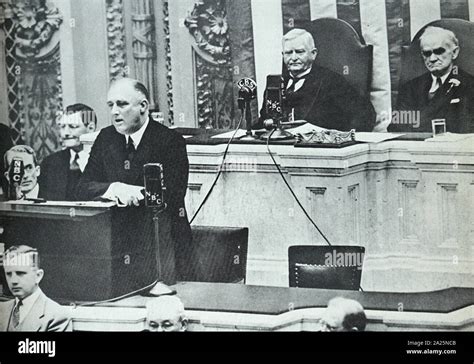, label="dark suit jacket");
[0,124,14,195]
[0,290,71,332]
[257,64,376,132]
[76,118,194,282]
[390,68,474,133]
[39,149,81,201]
